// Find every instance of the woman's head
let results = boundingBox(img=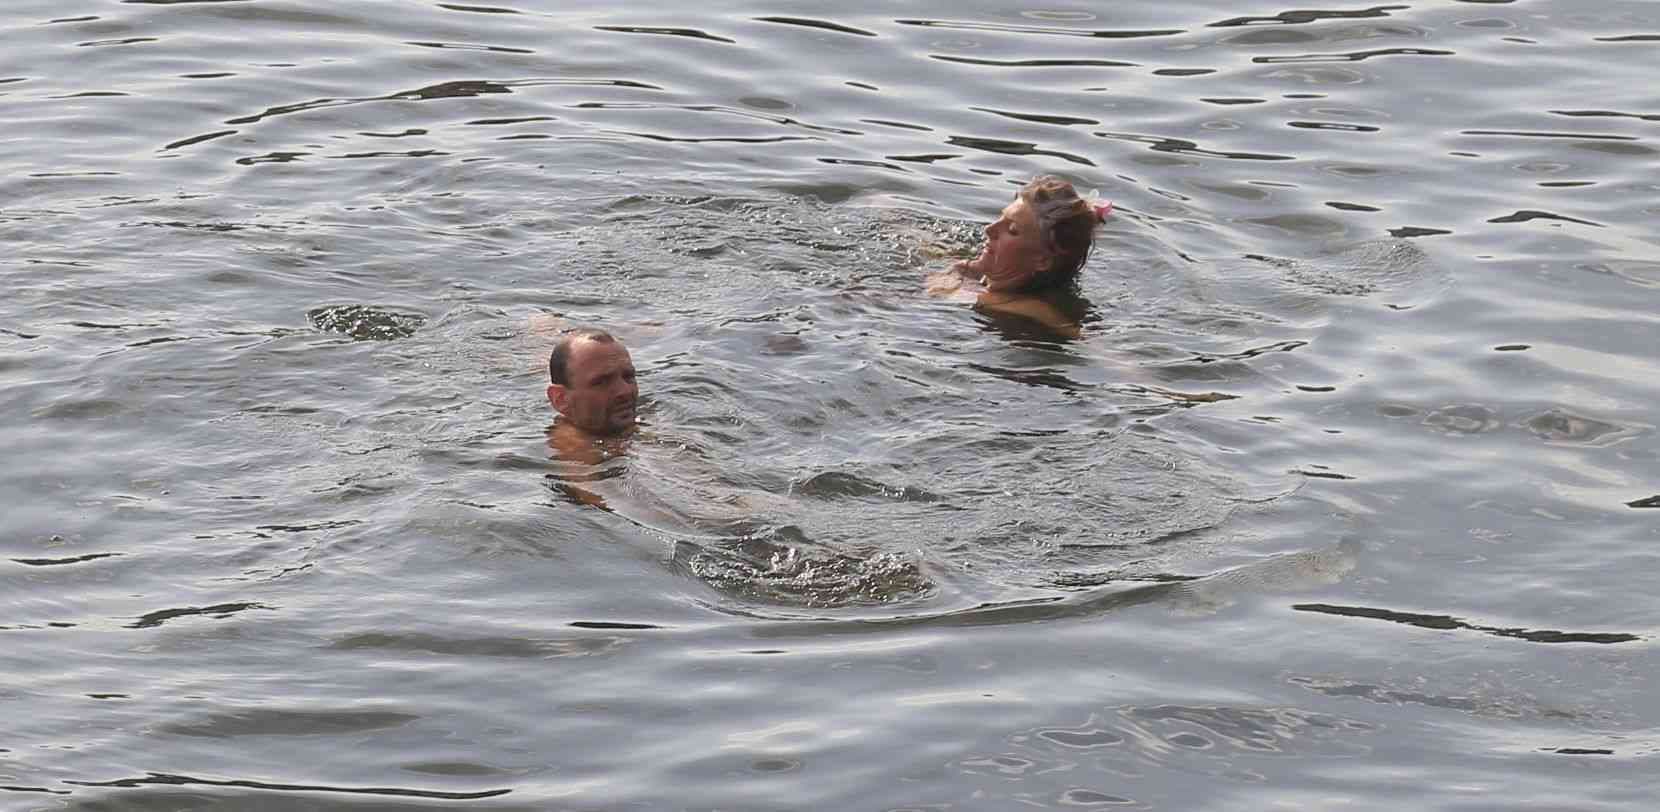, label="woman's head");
[973,176,1103,293]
